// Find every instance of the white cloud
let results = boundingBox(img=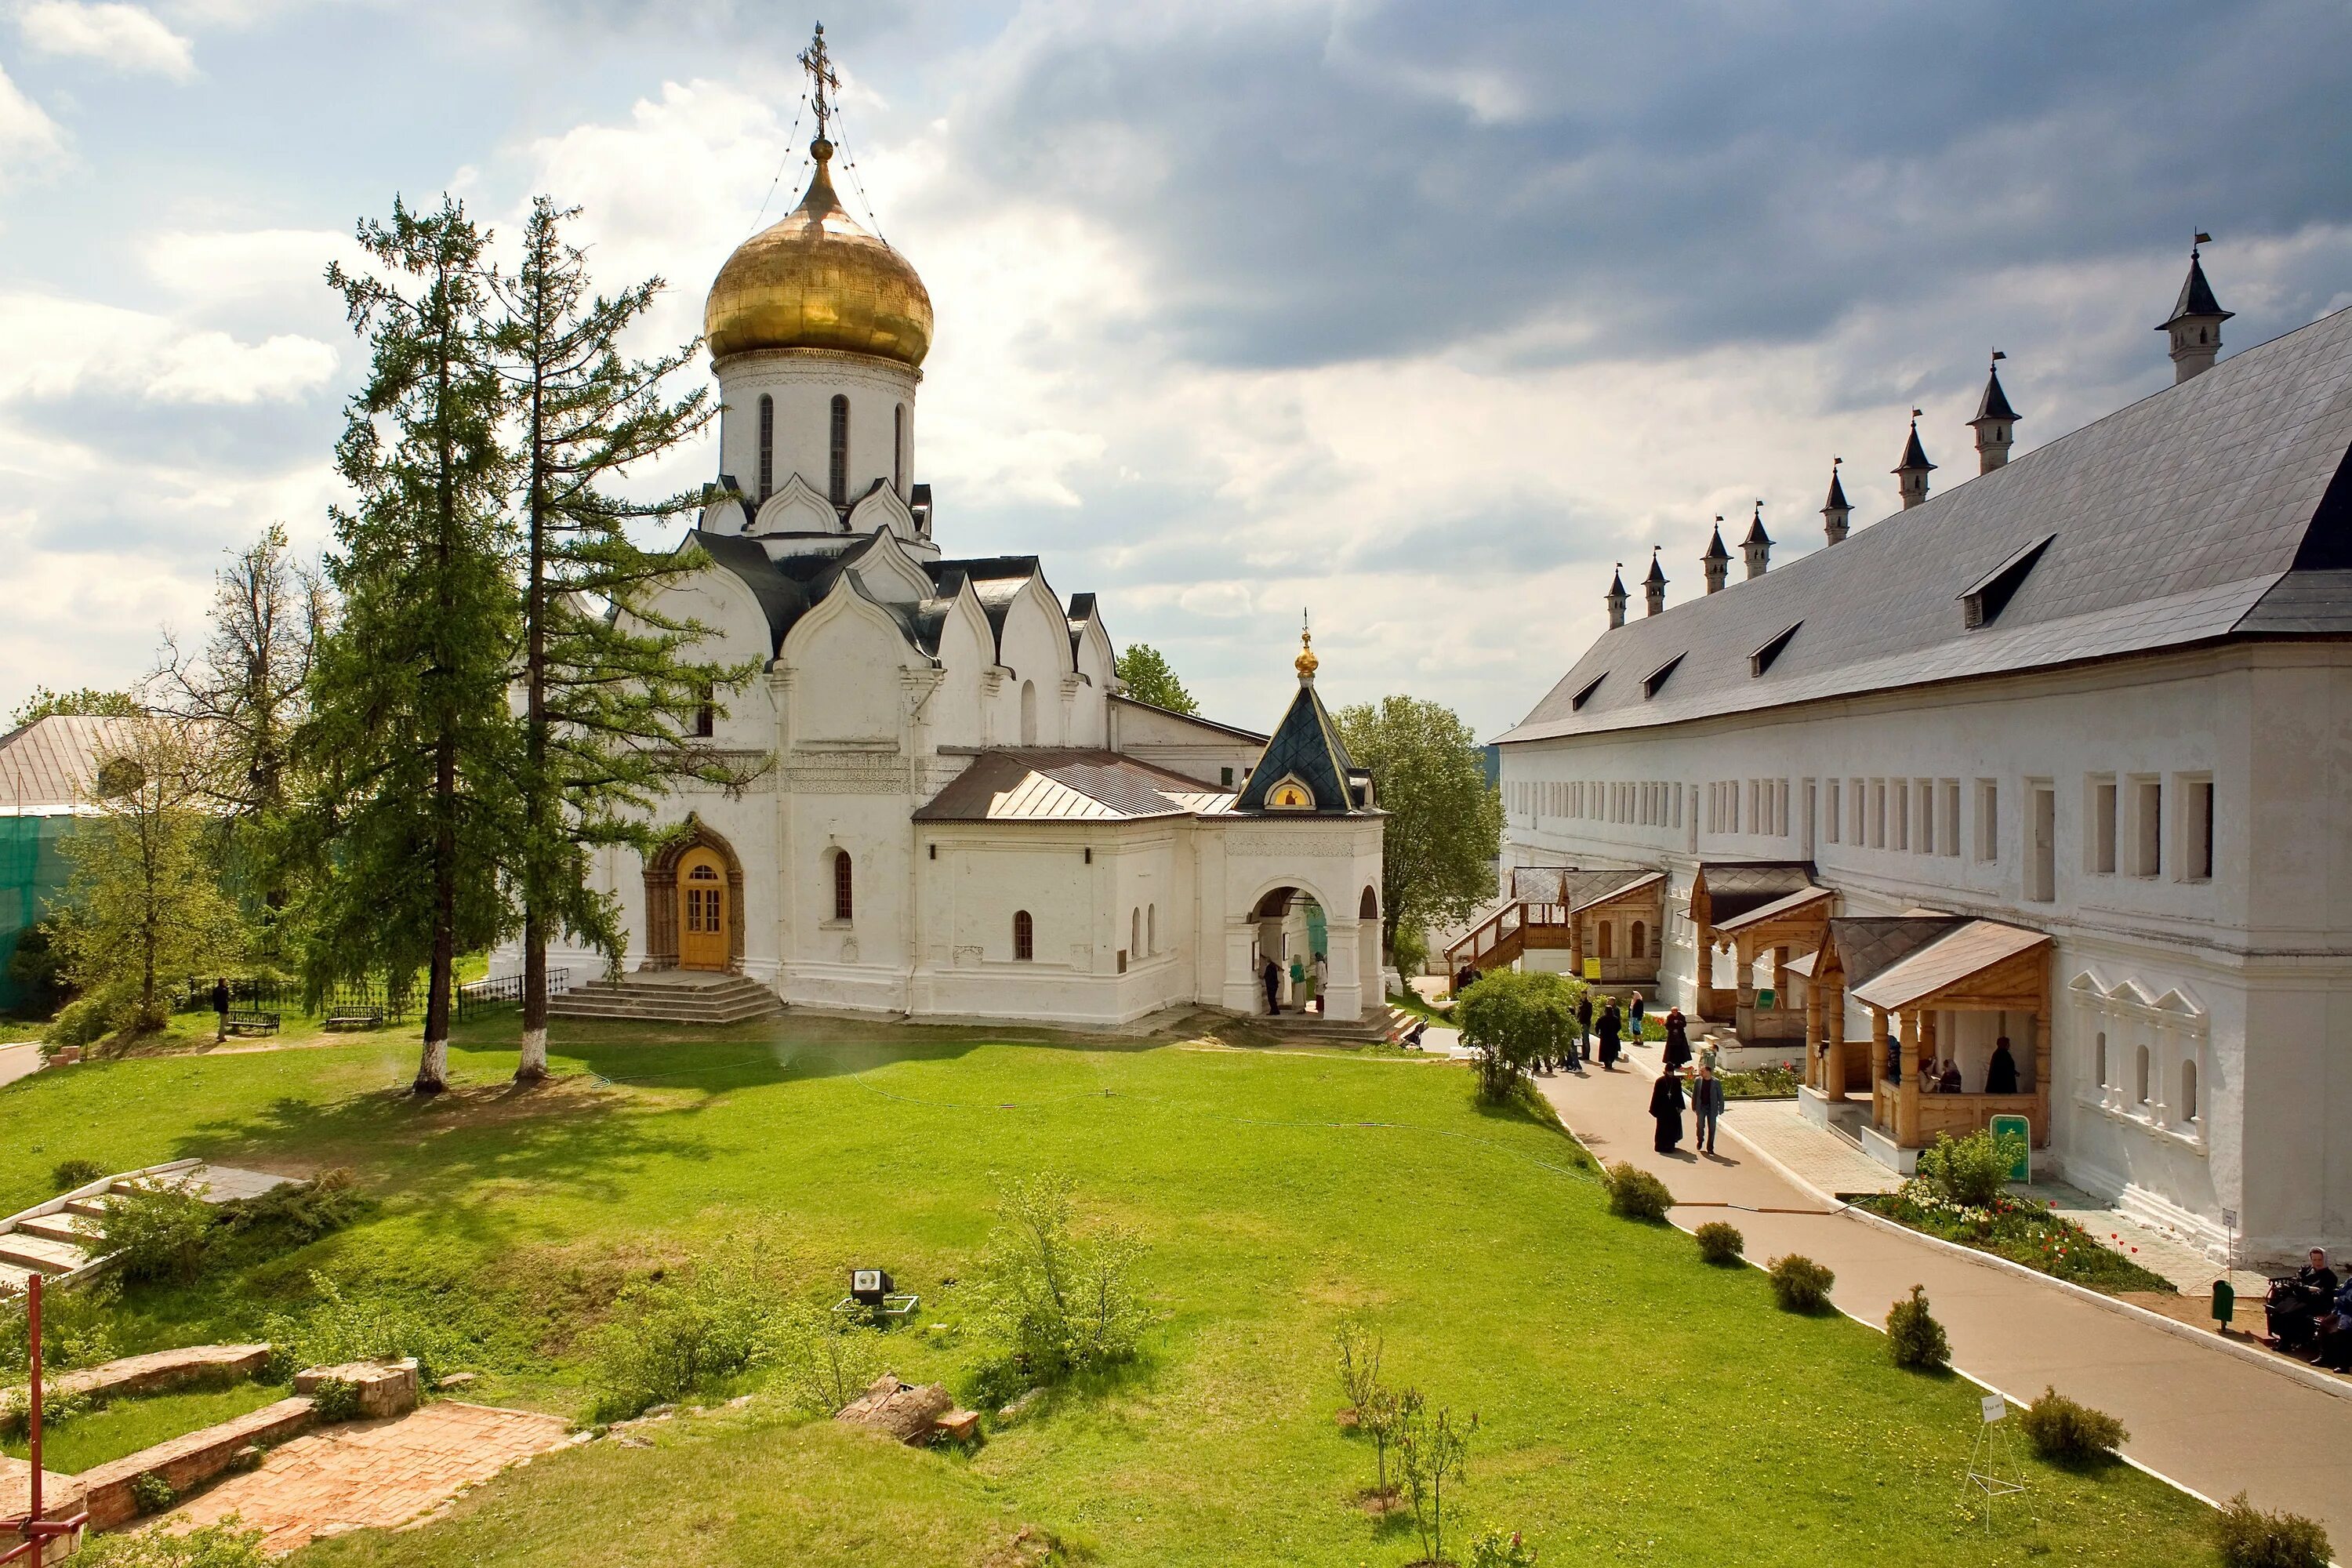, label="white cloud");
[147,331,336,403]
[144,227,353,303]
[0,61,67,178]
[0,293,335,404]
[18,2,196,79]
